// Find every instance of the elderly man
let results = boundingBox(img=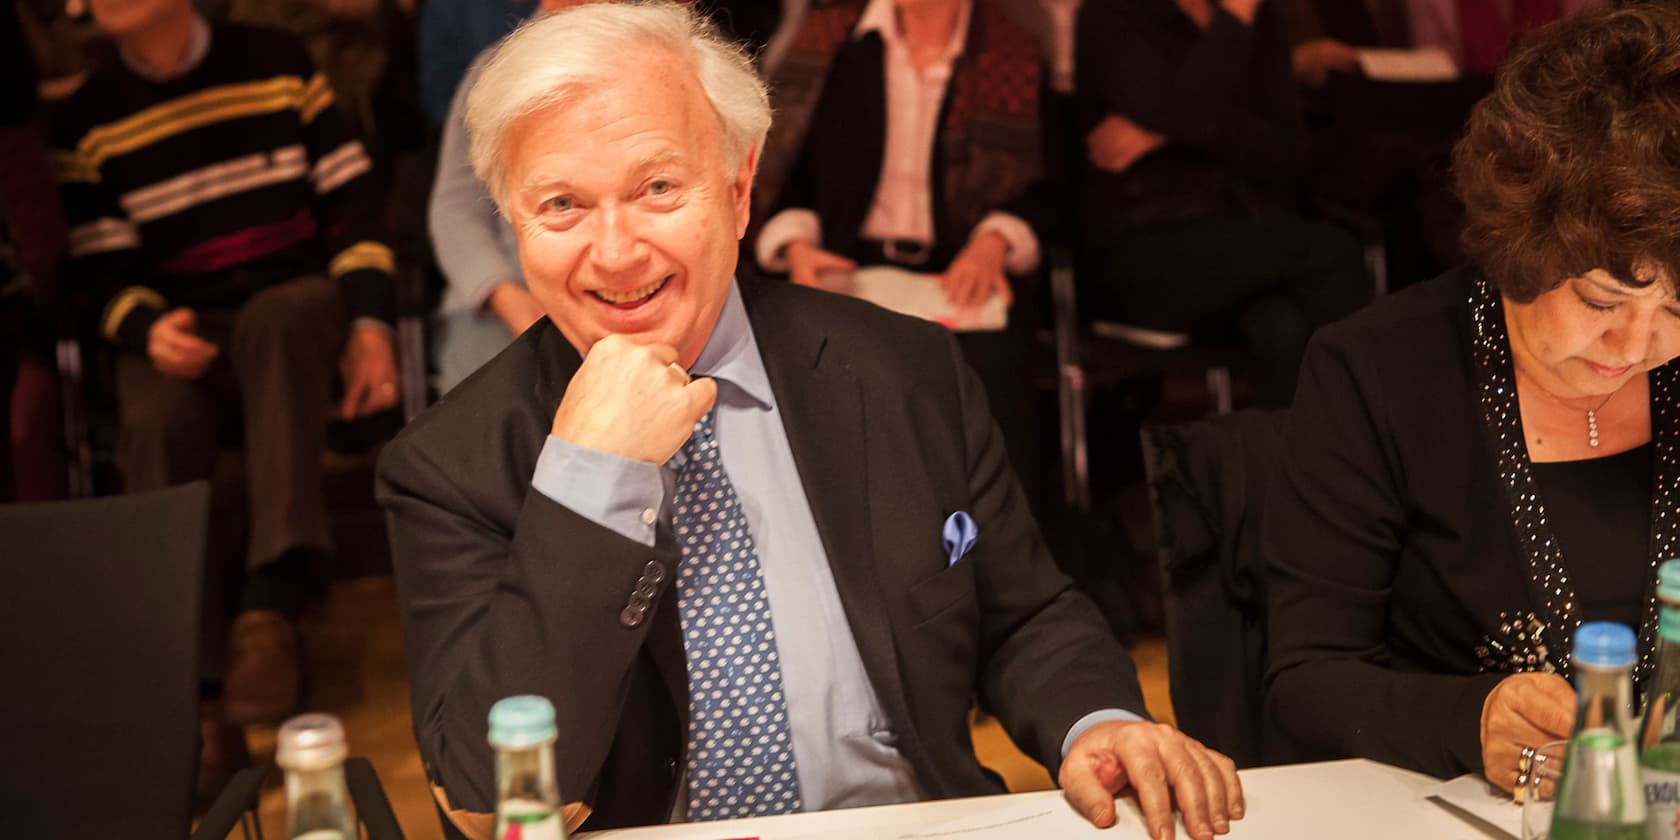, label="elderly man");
[376,3,1242,838]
